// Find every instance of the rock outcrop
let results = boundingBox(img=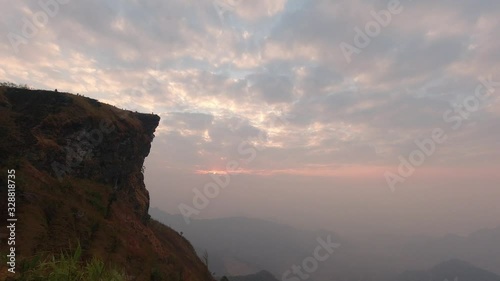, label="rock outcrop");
[0,86,213,280]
